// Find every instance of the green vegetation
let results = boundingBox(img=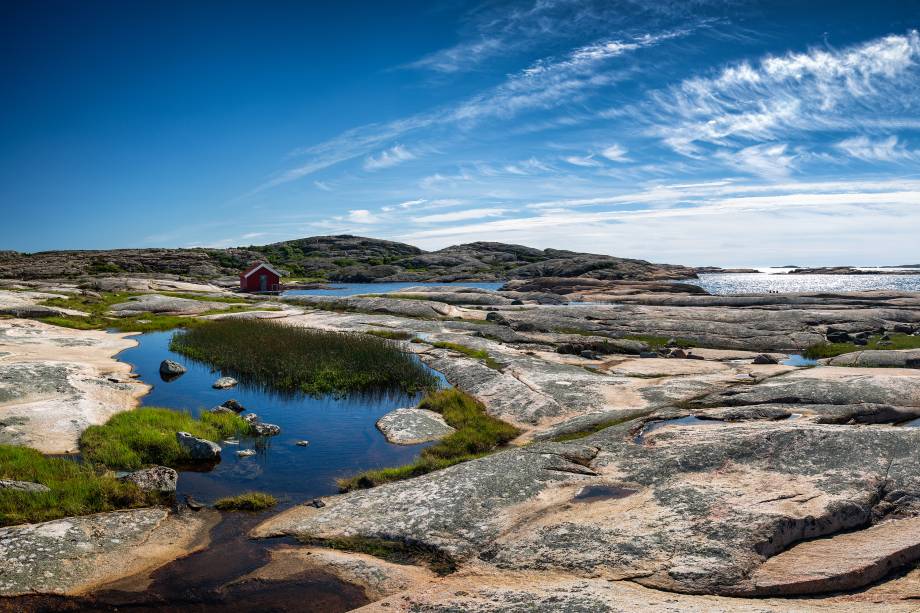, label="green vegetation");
[170,318,438,395]
[432,341,502,370]
[38,291,200,332]
[158,292,251,304]
[305,535,456,575]
[624,335,694,349]
[364,329,414,340]
[79,407,253,470]
[338,389,519,491]
[803,333,920,359]
[214,491,277,511]
[0,445,157,526]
